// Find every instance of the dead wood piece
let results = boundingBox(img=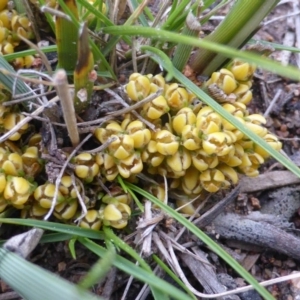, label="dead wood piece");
[260,187,300,221]
[211,213,300,260]
[240,171,300,193]
[180,248,240,300]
